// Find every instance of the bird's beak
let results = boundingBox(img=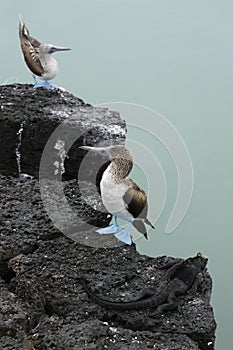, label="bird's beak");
[79,146,110,157]
[53,46,71,52]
